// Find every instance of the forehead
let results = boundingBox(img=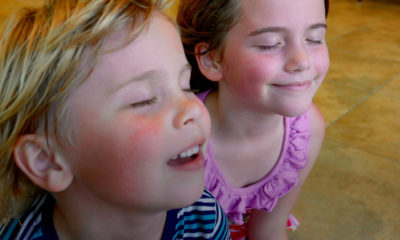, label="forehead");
[81,13,183,92]
[239,0,326,25]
